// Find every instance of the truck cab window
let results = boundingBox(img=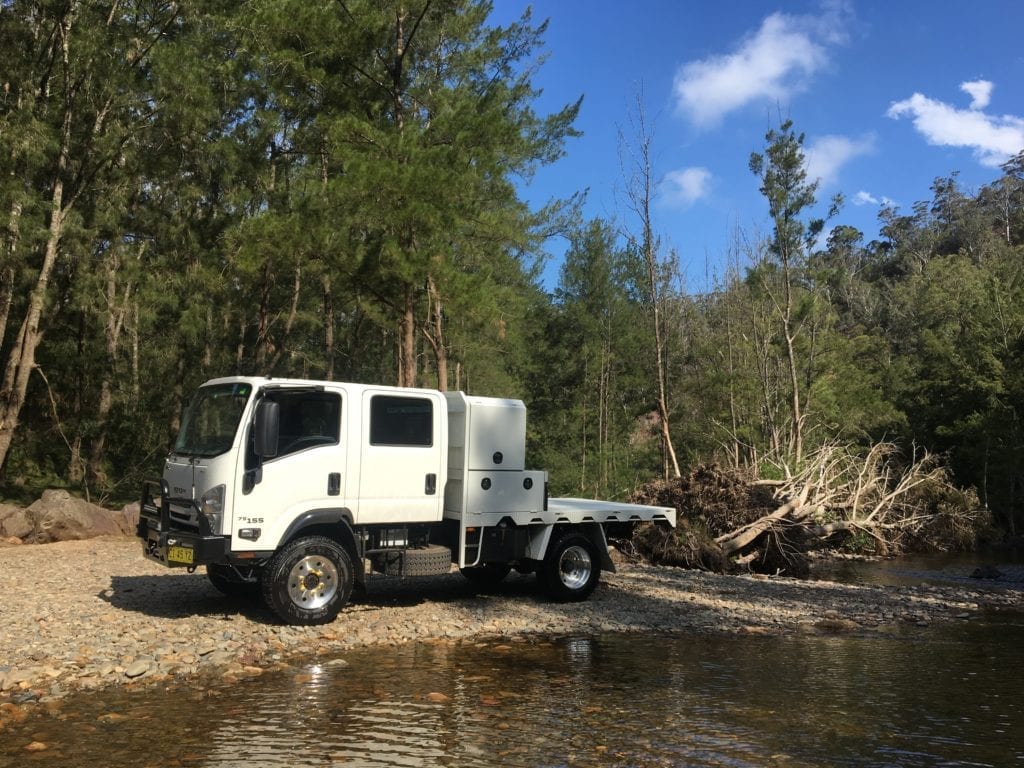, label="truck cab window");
[370,395,433,447]
[250,391,341,464]
[175,383,251,457]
